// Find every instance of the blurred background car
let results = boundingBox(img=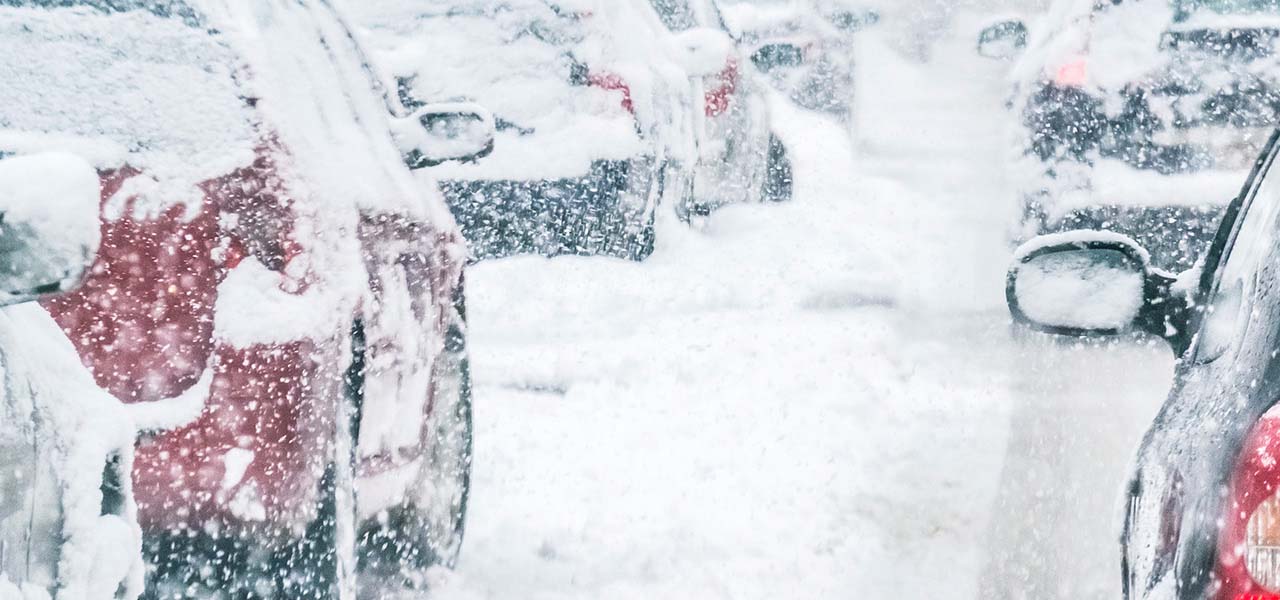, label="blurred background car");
[1002,127,1280,600]
[351,0,699,261]
[646,0,796,216]
[0,153,143,600]
[718,0,877,120]
[0,1,479,597]
[993,0,1280,271]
